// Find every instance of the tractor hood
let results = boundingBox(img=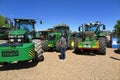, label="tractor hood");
[9,30,27,35]
[85,31,95,38]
